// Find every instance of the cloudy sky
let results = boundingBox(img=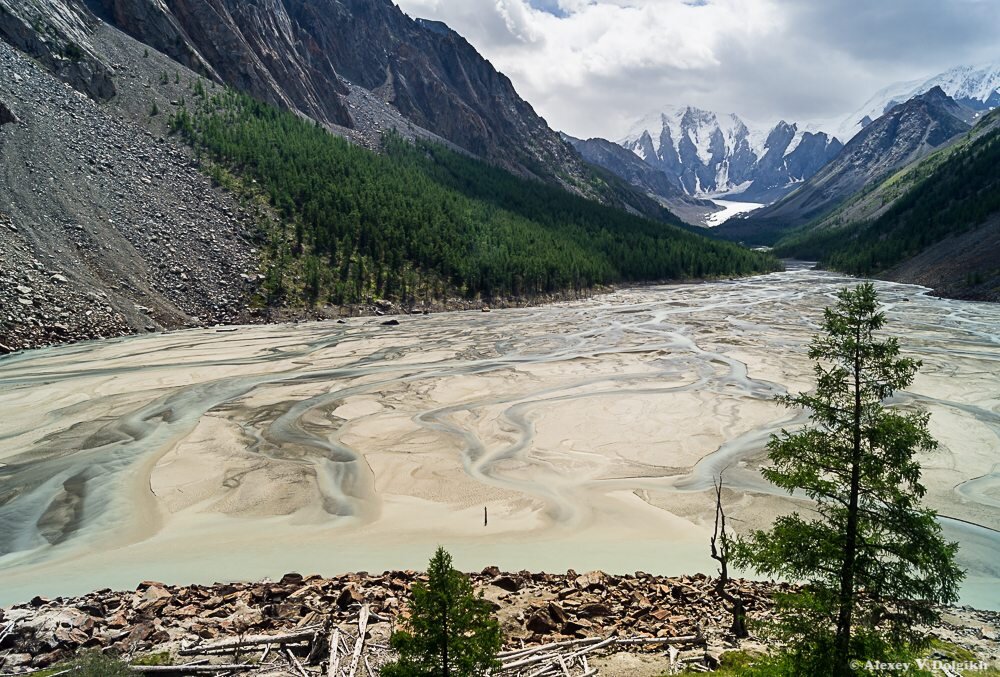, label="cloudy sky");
[394,0,1000,139]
